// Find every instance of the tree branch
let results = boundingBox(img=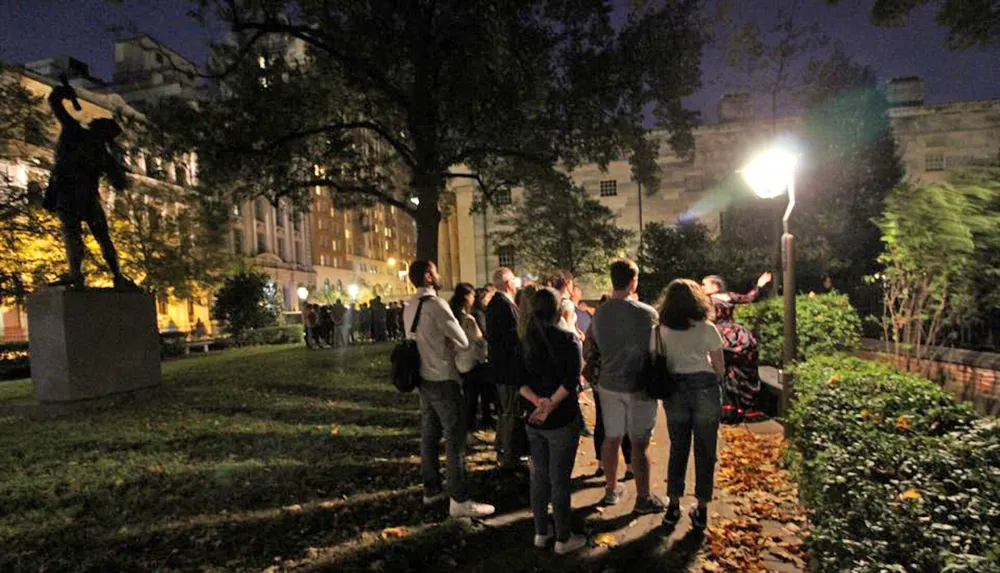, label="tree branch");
[239,121,415,168]
[286,178,416,216]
